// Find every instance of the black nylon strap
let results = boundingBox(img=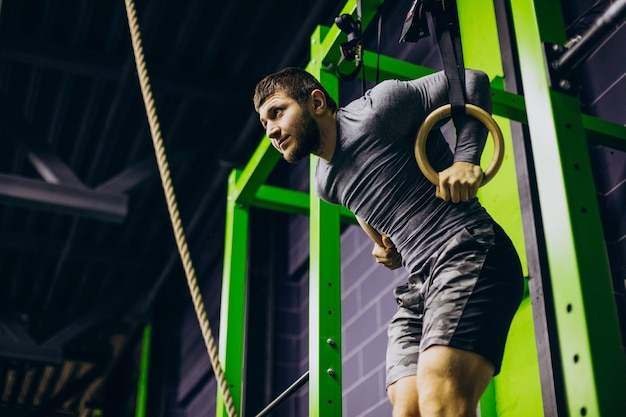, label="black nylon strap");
[432,2,467,117]
[376,10,382,84]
